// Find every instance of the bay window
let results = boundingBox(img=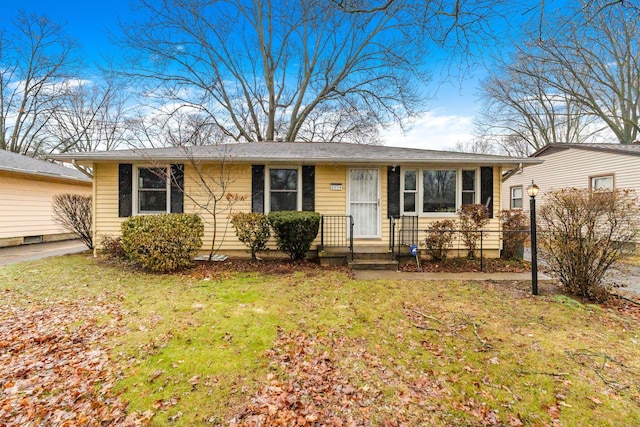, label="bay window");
[400,168,480,215]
